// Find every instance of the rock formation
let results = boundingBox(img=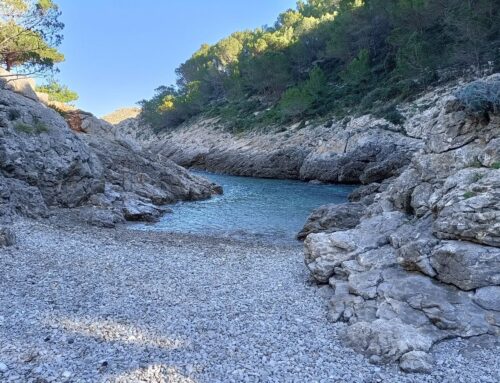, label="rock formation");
[0,85,104,217]
[297,202,365,240]
[72,111,221,226]
[0,74,220,226]
[116,114,422,185]
[303,75,500,372]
